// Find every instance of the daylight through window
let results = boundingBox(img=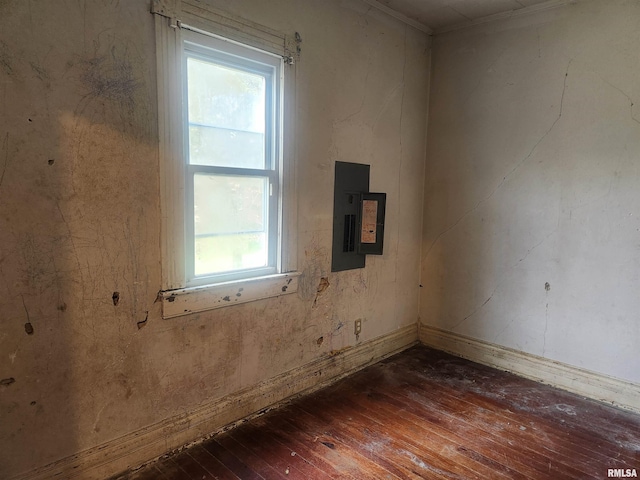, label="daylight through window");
[183,33,283,286]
